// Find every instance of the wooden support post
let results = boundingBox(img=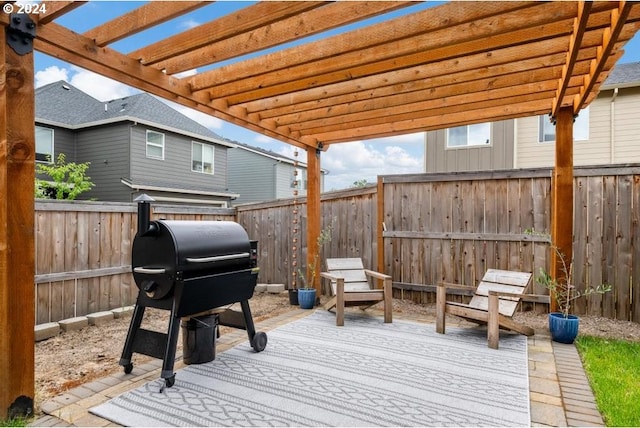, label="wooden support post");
[488,291,499,349]
[550,107,574,312]
[0,28,36,419]
[376,176,384,276]
[306,146,321,295]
